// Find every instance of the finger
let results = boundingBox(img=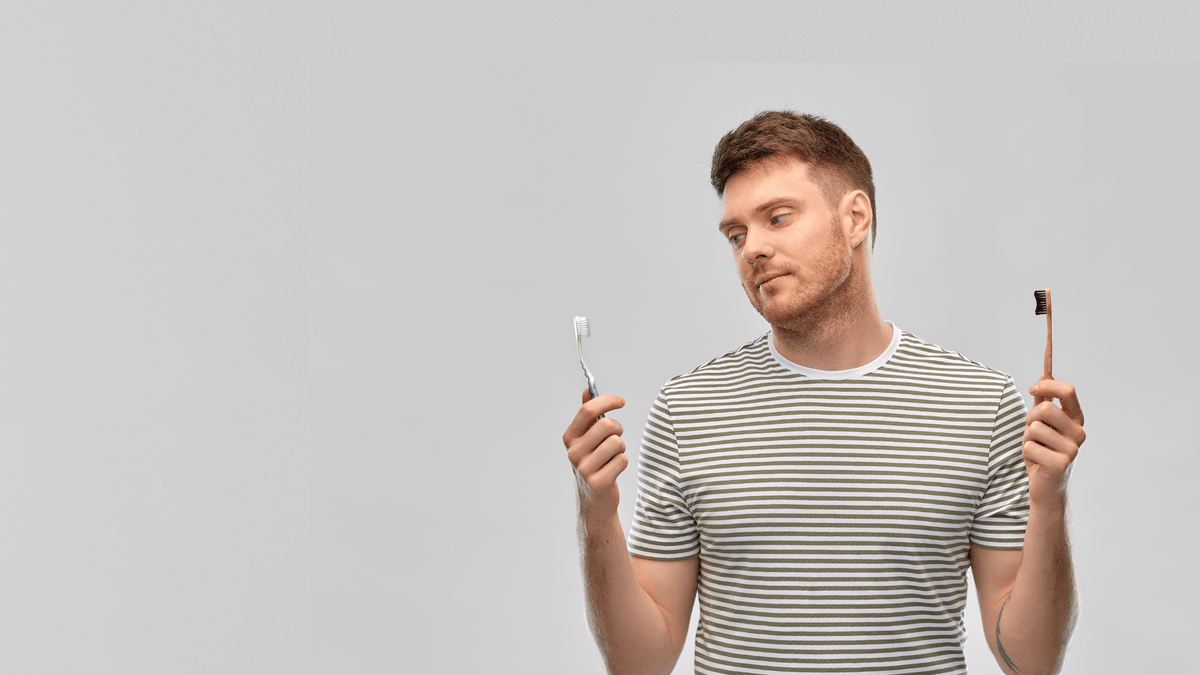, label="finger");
[566,416,625,467]
[1024,420,1081,460]
[577,393,624,421]
[577,433,627,478]
[588,450,630,489]
[1026,402,1087,447]
[1028,380,1084,426]
[1023,439,1074,475]
[575,417,625,463]
[562,394,626,449]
